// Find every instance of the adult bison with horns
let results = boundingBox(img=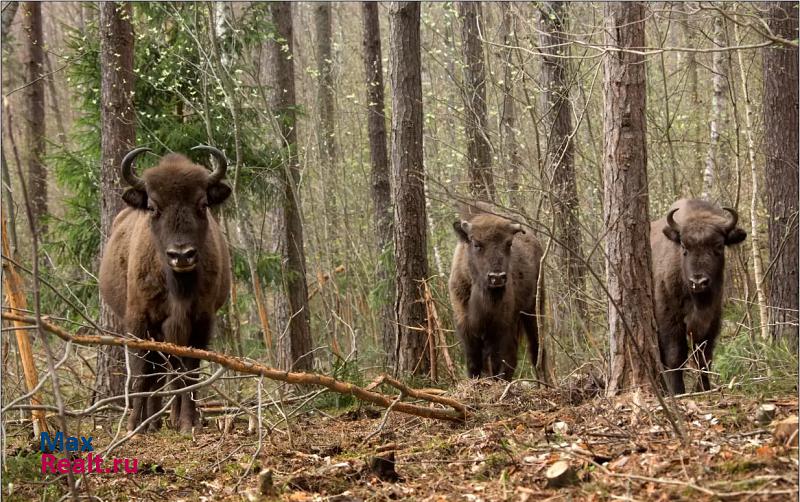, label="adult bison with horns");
[448,203,545,381]
[651,198,747,395]
[99,146,232,433]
